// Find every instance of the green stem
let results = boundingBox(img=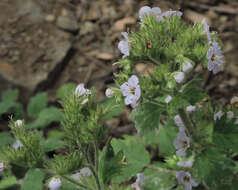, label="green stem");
[148,56,160,65]
[87,164,101,190]
[94,142,99,172]
[178,108,193,135]
[62,175,92,190]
